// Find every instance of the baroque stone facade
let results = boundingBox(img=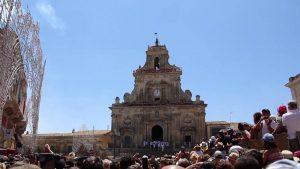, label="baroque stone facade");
[110,40,207,148]
[285,73,300,106]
